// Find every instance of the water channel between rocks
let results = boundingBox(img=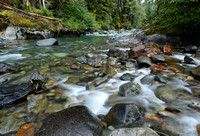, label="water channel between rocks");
[0,33,200,136]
